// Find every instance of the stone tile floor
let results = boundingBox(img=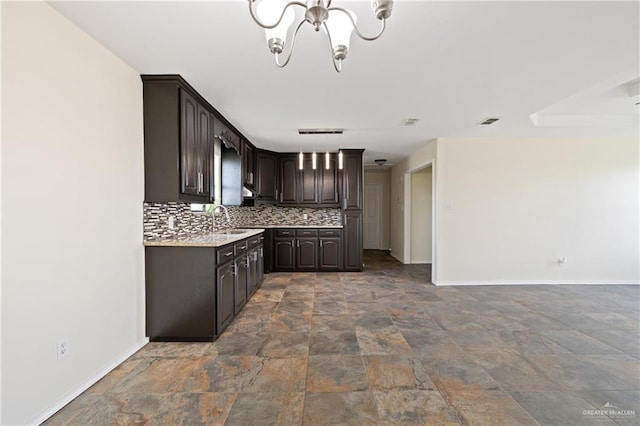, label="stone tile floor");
[46,251,639,425]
